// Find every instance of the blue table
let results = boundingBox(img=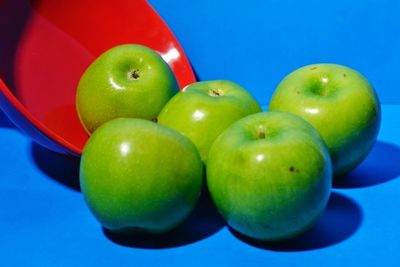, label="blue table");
[1,105,400,266]
[2,0,400,265]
